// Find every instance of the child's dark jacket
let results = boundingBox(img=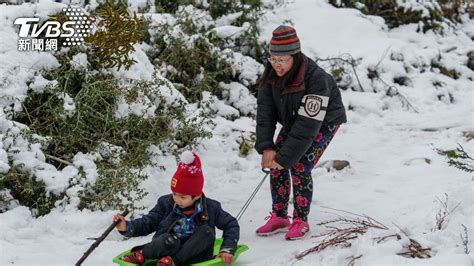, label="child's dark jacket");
[120,194,239,254]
